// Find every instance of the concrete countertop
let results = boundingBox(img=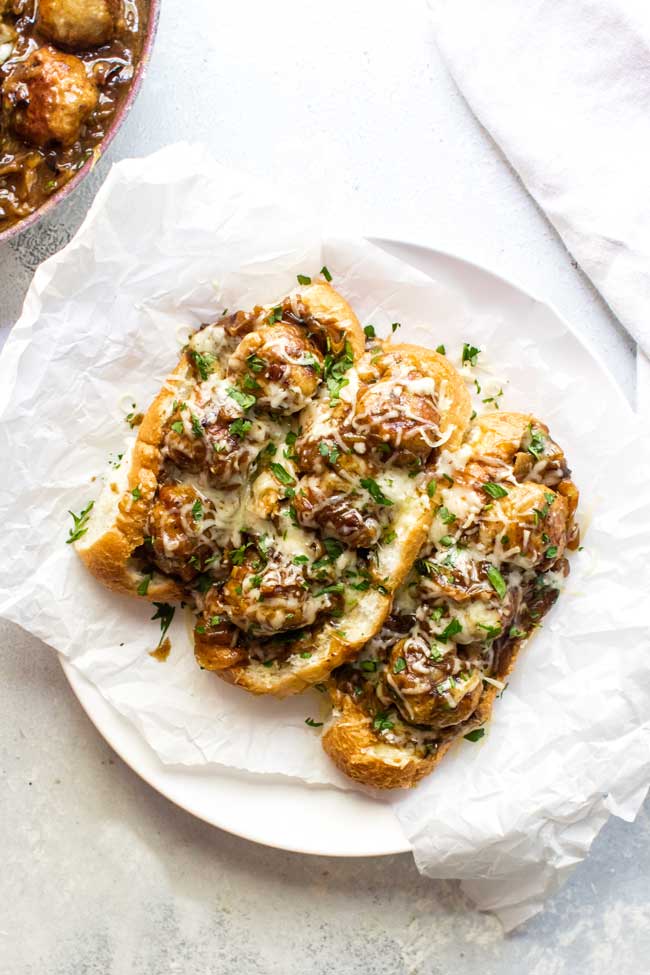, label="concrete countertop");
[2,2,647,972]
